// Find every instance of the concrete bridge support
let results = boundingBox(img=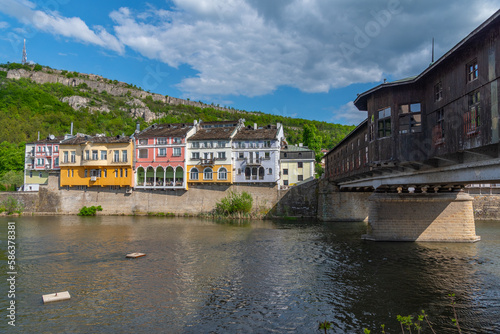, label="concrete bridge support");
[363,191,481,242]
